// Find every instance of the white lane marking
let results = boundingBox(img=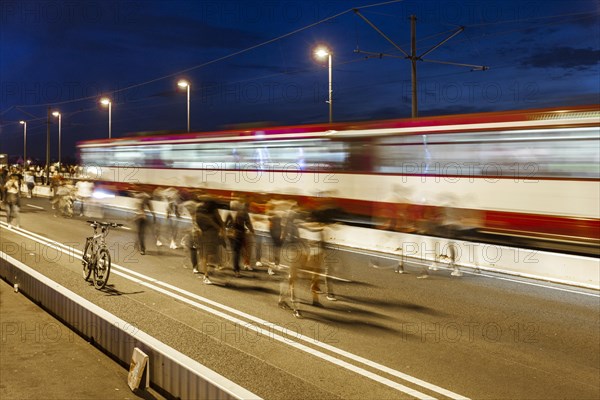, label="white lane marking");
[146,276,466,399]
[12,206,597,295]
[3,220,599,300]
[2,222,469,399]
[110,269,434,399]
[26,204,45,210]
